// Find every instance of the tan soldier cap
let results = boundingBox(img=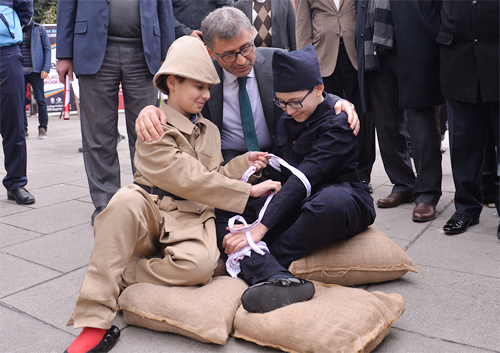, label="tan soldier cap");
[153,36,220,95]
